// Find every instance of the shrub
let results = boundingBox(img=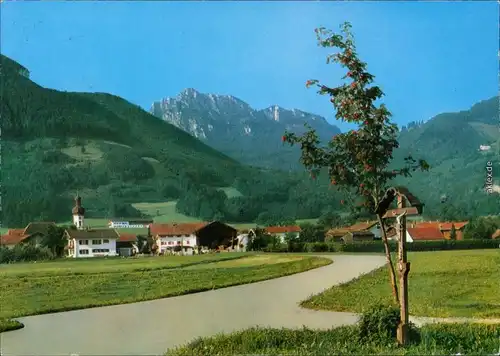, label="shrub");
[358,305,420,345]
[358,305,400,343]
[0,244,54,264]
[263,239,499,253]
